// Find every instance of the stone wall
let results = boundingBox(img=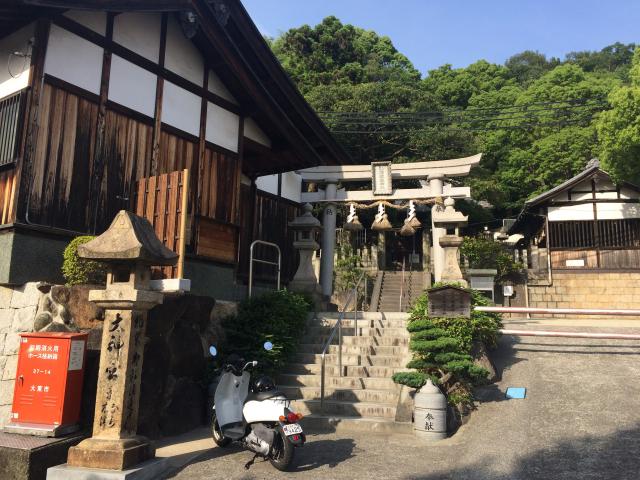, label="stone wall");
[0,283,45,427]
[527,271,640,319]
[0,281,235,437]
